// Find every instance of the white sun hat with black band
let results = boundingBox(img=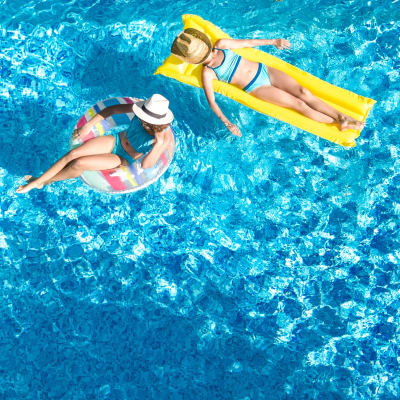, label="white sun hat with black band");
[132,94,174,125]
